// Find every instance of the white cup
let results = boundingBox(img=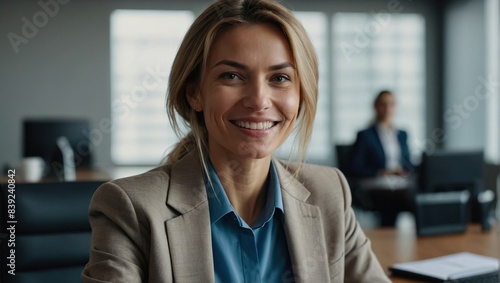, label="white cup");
[21,157,45,182]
